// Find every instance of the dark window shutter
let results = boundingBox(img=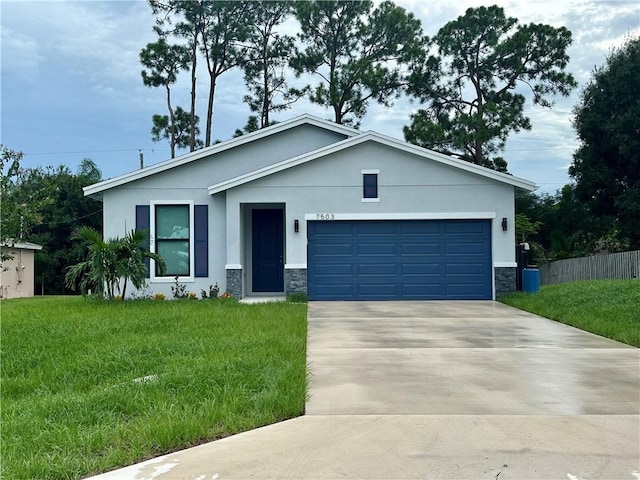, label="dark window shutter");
[135,205,151,278]
[194,205,208,277]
